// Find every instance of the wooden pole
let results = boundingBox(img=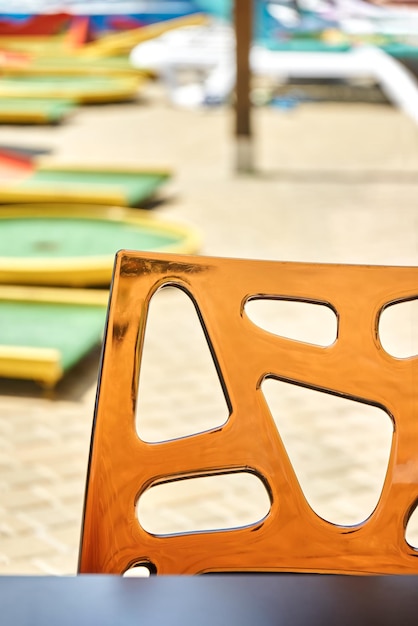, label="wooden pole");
[234,0,254,172]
